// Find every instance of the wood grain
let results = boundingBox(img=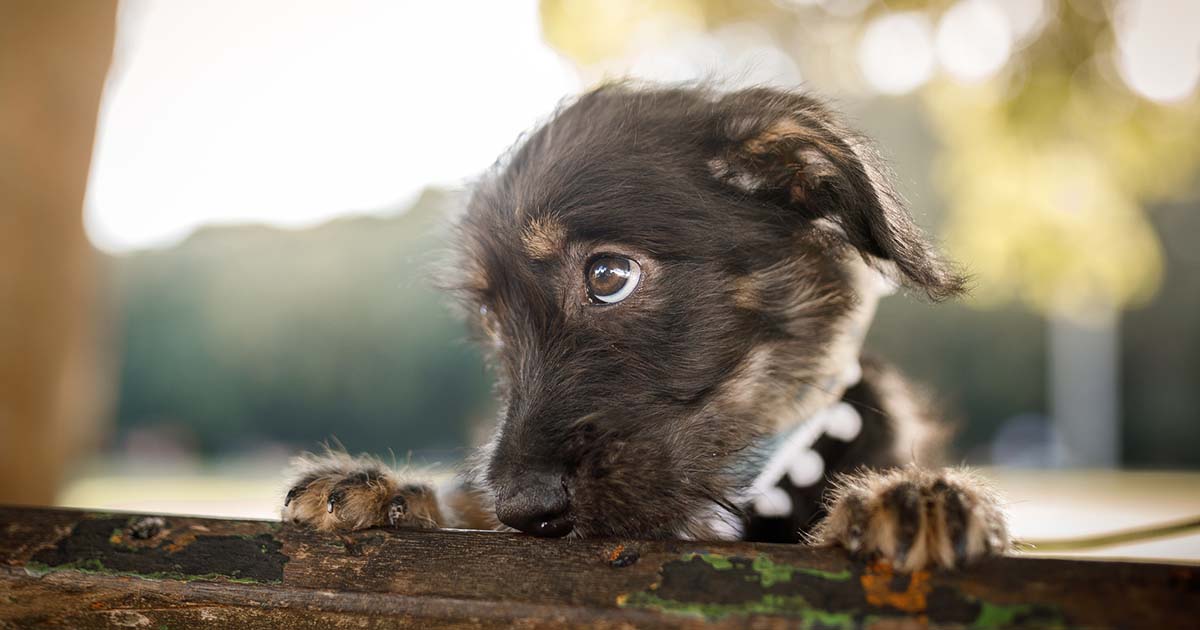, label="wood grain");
[1,506,1196,628]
